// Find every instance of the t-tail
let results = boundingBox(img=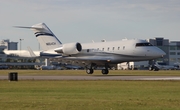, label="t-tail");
[15,23,62,51]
